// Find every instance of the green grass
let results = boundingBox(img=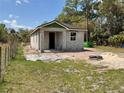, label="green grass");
[95,46,124,53]
[0,47,124,93]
